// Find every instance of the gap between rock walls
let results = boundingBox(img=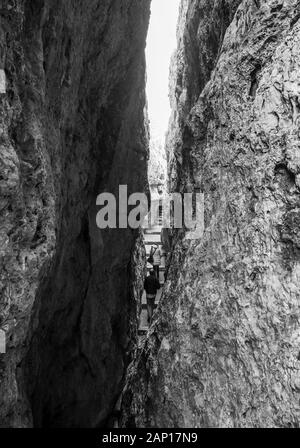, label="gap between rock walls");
[1,0,300,430]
